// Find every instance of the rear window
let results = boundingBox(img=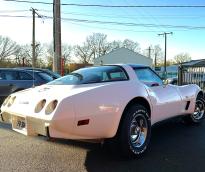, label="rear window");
[48,66,128,85]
